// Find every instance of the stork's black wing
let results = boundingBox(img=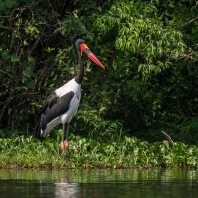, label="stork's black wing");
[35,91,74,140]
[41,91,59,113]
